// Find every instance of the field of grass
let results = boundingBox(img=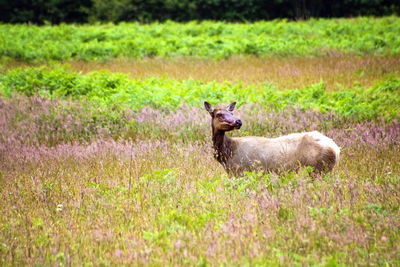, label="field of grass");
[1,18,400,266]
[1,95,399,265]
[4,55,400,90]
